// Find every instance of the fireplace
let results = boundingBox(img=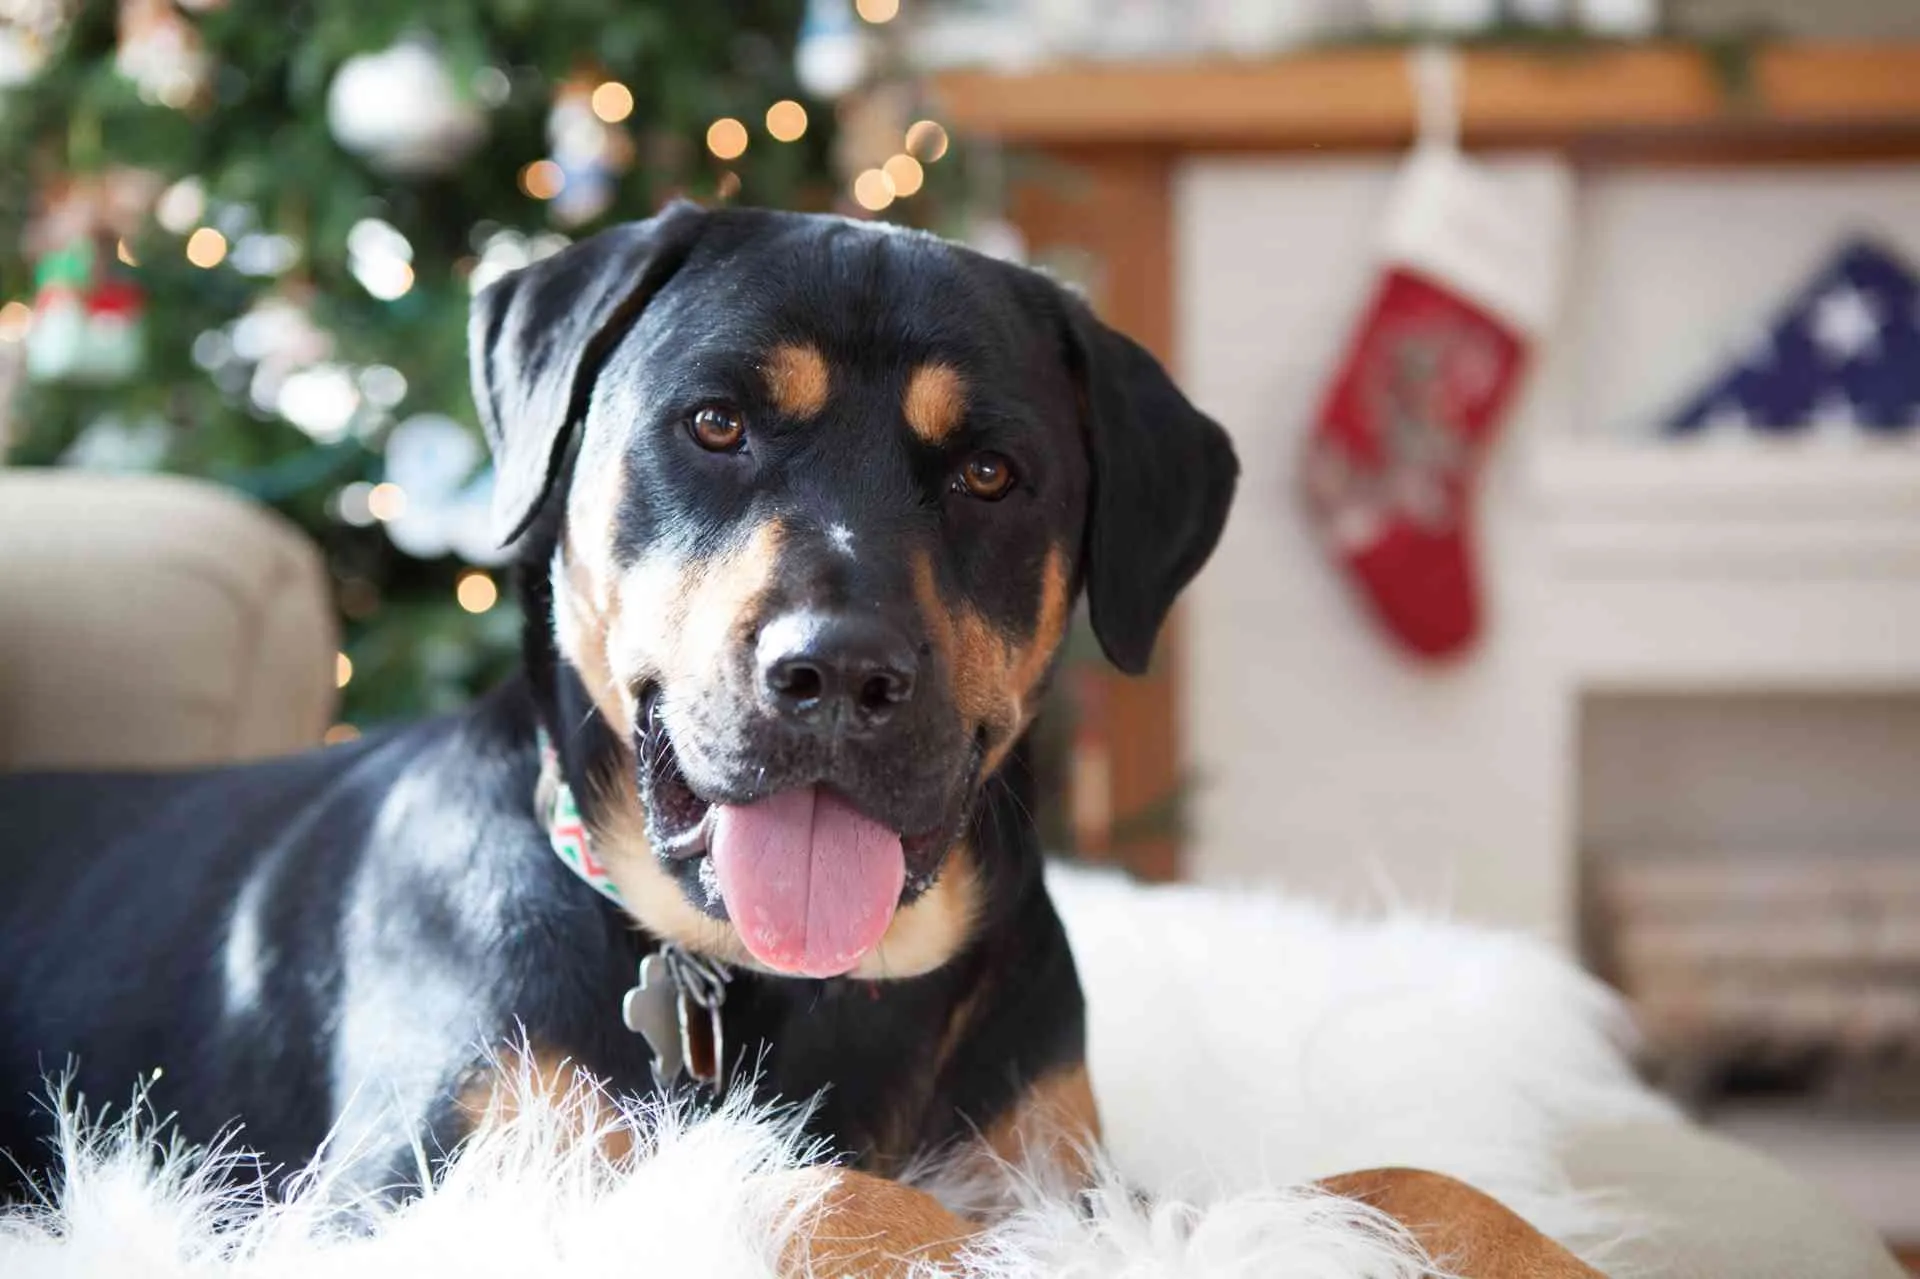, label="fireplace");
[1582,690,1920,1106]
